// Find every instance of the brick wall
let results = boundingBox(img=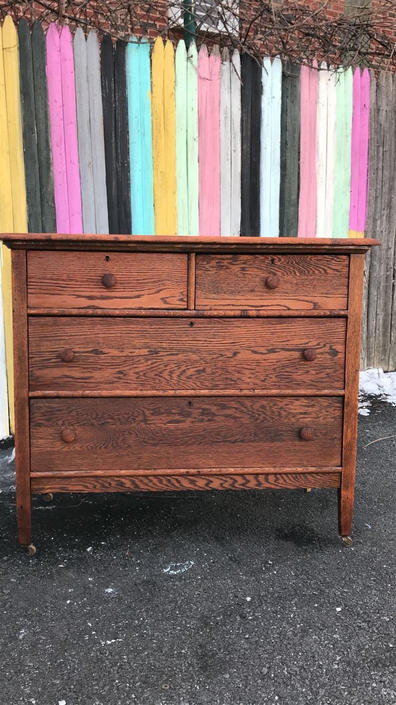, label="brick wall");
[2,0,395,69]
